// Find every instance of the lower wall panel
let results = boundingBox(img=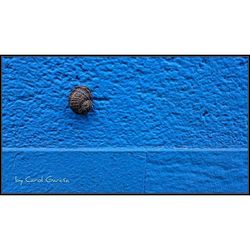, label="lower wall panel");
[2,150,248,194]
[2,151,146,194]
[145,151,248,194]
